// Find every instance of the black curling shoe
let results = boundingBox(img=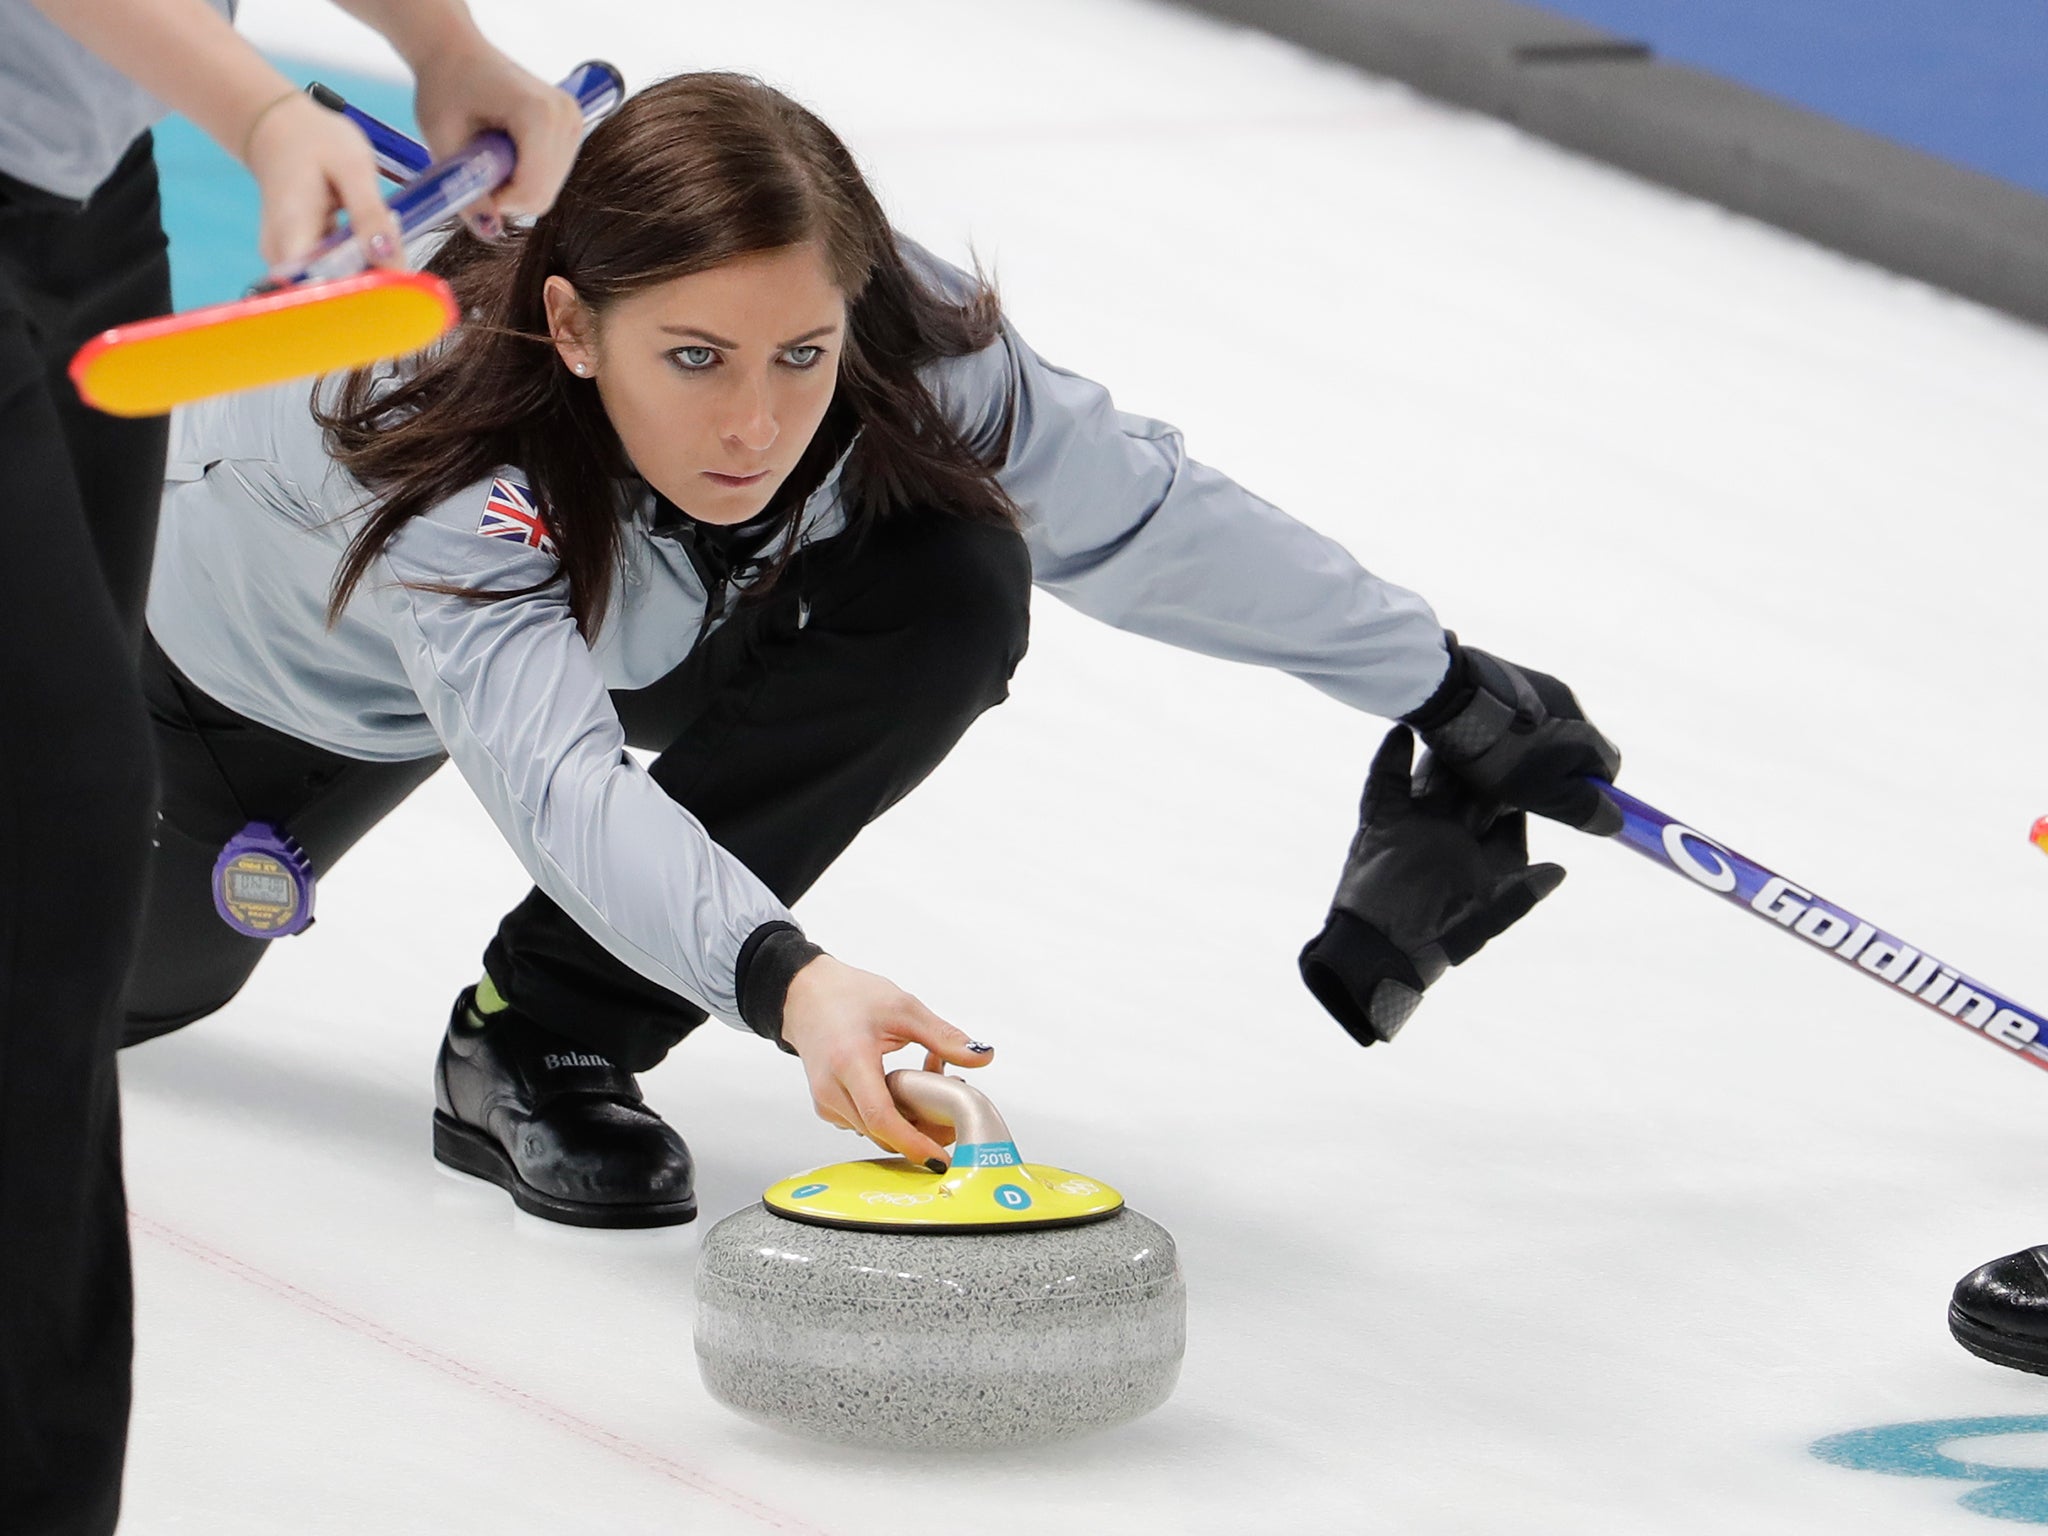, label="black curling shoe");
[432,990,697,1228]
[1950,1246,2048,1373]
